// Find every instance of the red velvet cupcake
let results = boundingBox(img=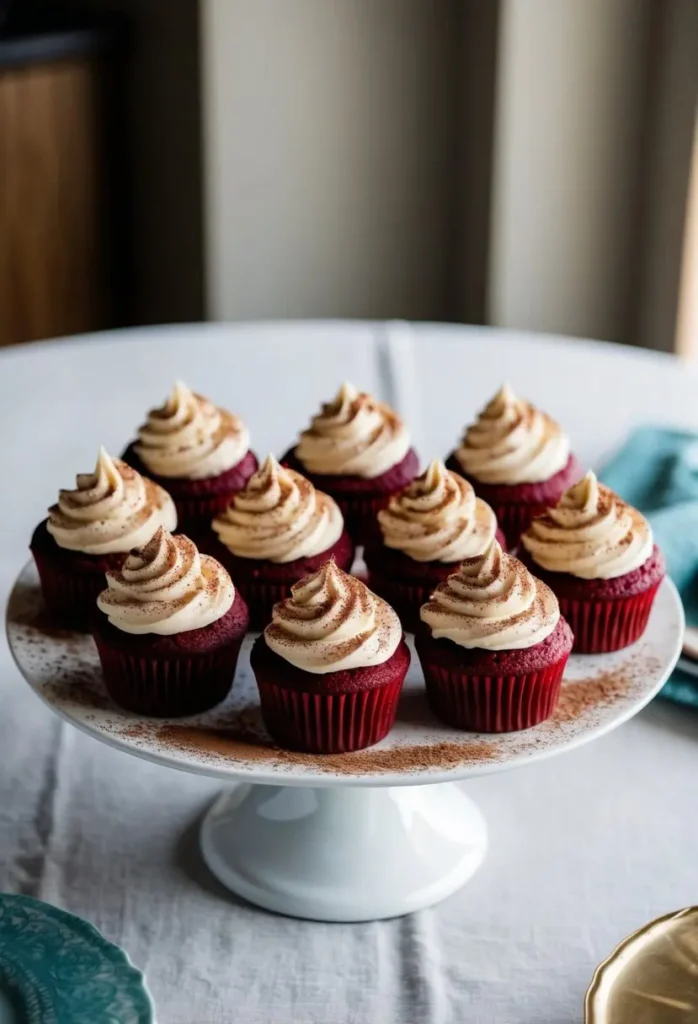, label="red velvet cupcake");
[122,381,257,538]
[282,382,419,544]
[446,384,581,547]
[250,561,410,753]
[365,459,505,632]
[30,447,177,630]
[519,471,665,653]
[93,527,249,716]
[207,454,355,629]
[416,540,573,732]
